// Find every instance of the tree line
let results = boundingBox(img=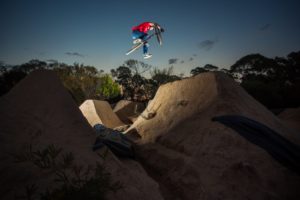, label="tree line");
[0,60,120,104]
[0,51,299,109]
[190,51,300,109]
